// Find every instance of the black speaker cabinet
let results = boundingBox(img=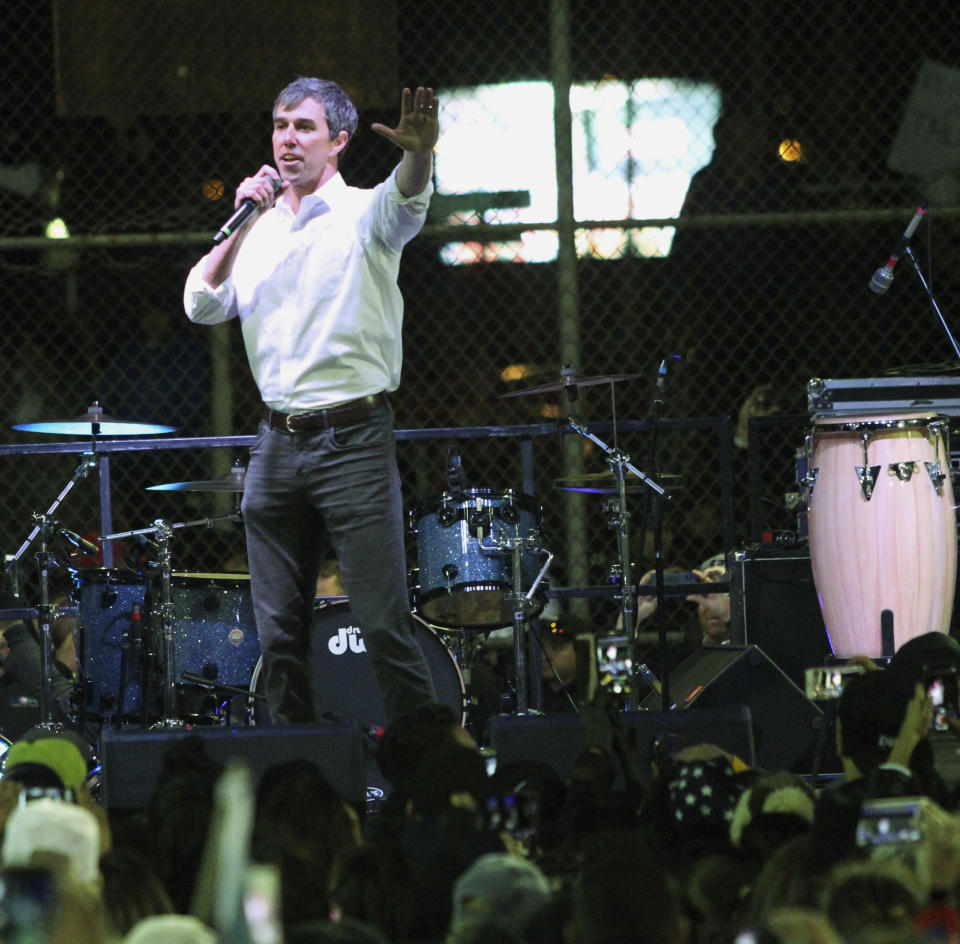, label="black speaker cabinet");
[728,547,833,689]
[640,644,833,773]
[100,722,366,809]
[488,705,756,787]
